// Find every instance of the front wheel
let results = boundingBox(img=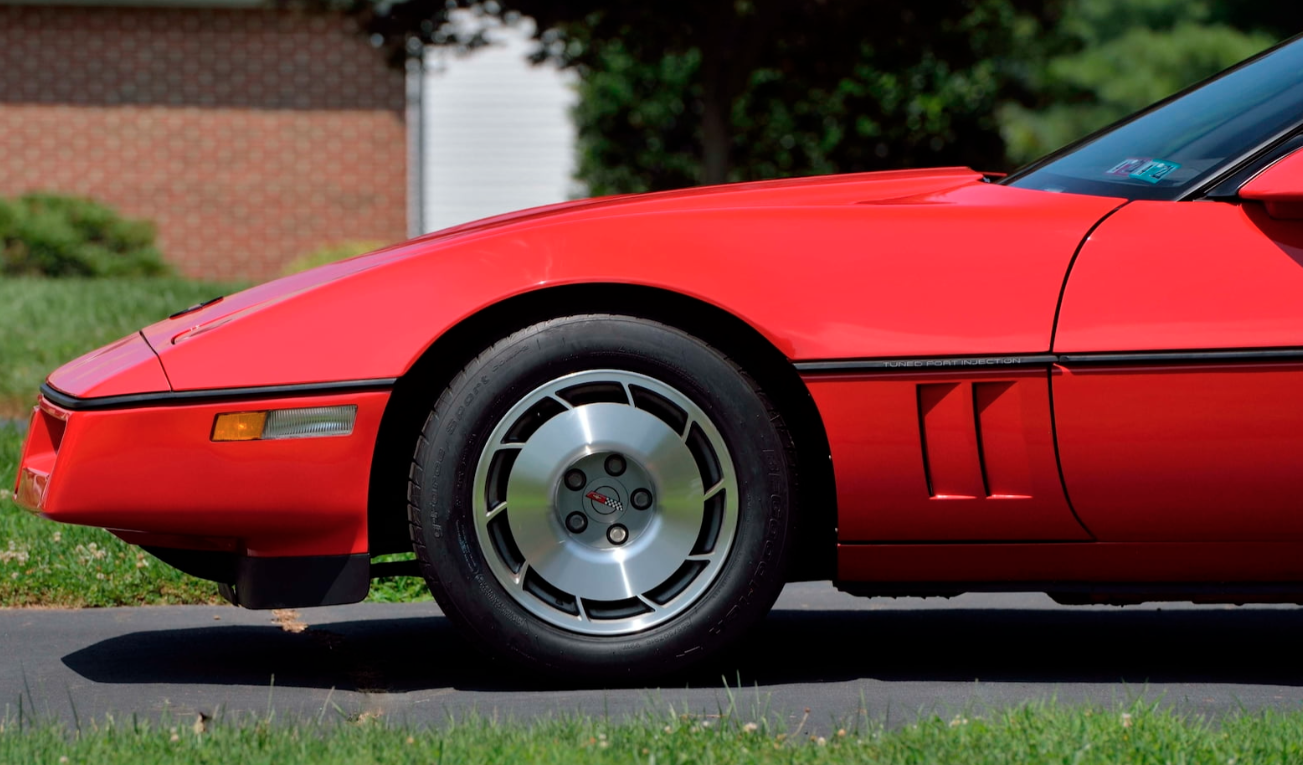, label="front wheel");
[408,315,797,680]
